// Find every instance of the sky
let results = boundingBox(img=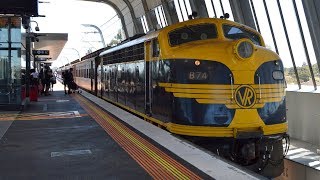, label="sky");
[30,0,120,67]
